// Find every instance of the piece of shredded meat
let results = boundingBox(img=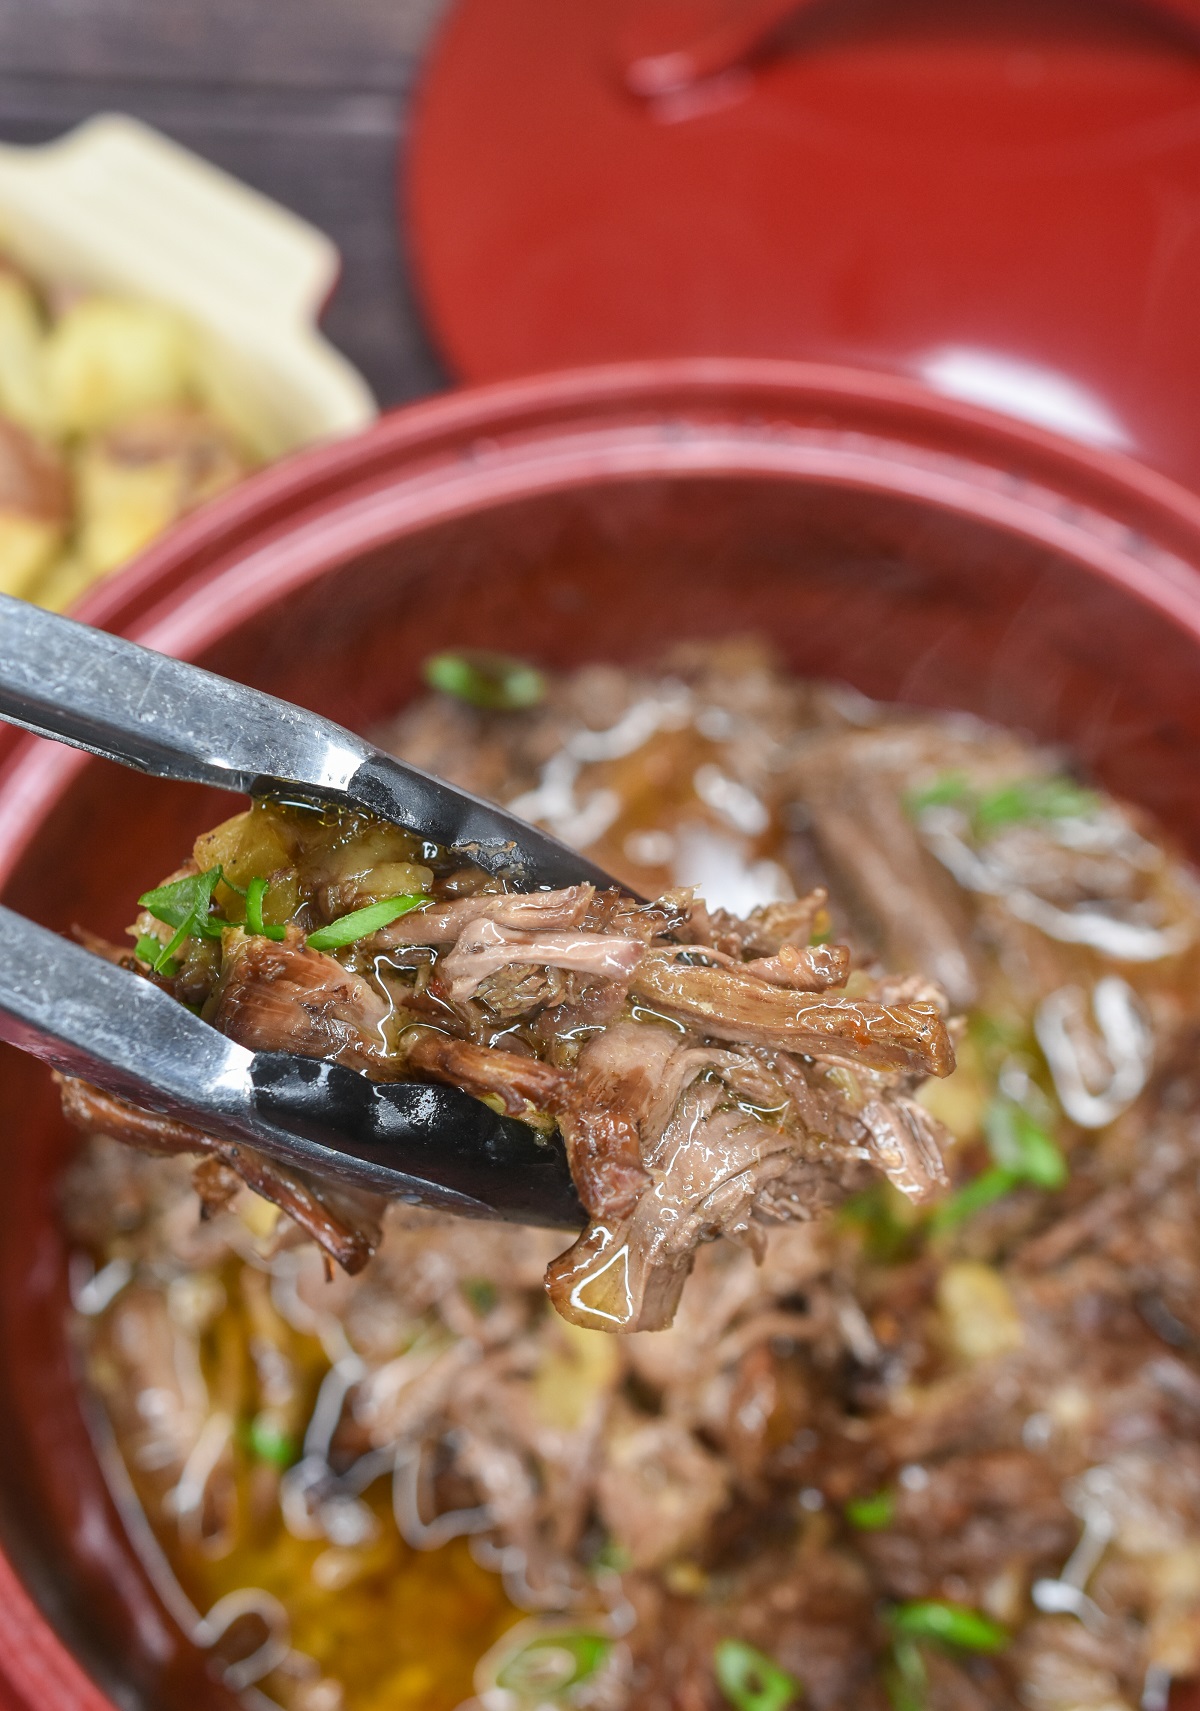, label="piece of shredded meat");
[66,822,956,1328]
[57,1075,384,1272]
